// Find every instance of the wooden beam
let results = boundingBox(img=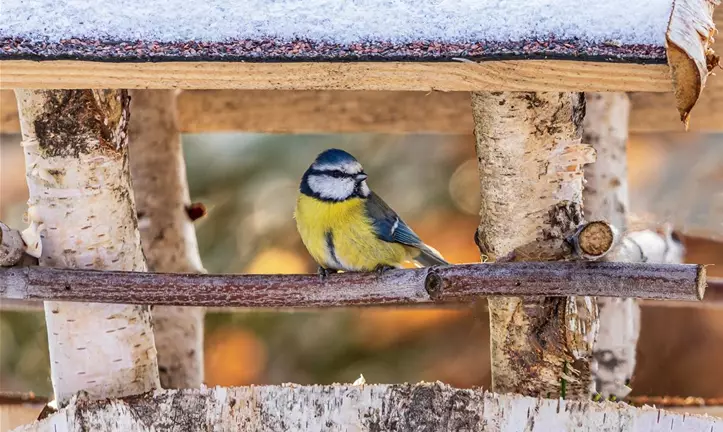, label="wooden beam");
[12,383,723,432]
[2,82,721,135]
[0,60,671,91]
[1,1,721,138]
[0,262,707,307]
